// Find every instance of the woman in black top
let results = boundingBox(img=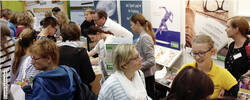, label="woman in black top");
[225,16,250,81]
[57,22,95,89]
[80,9,95,51]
